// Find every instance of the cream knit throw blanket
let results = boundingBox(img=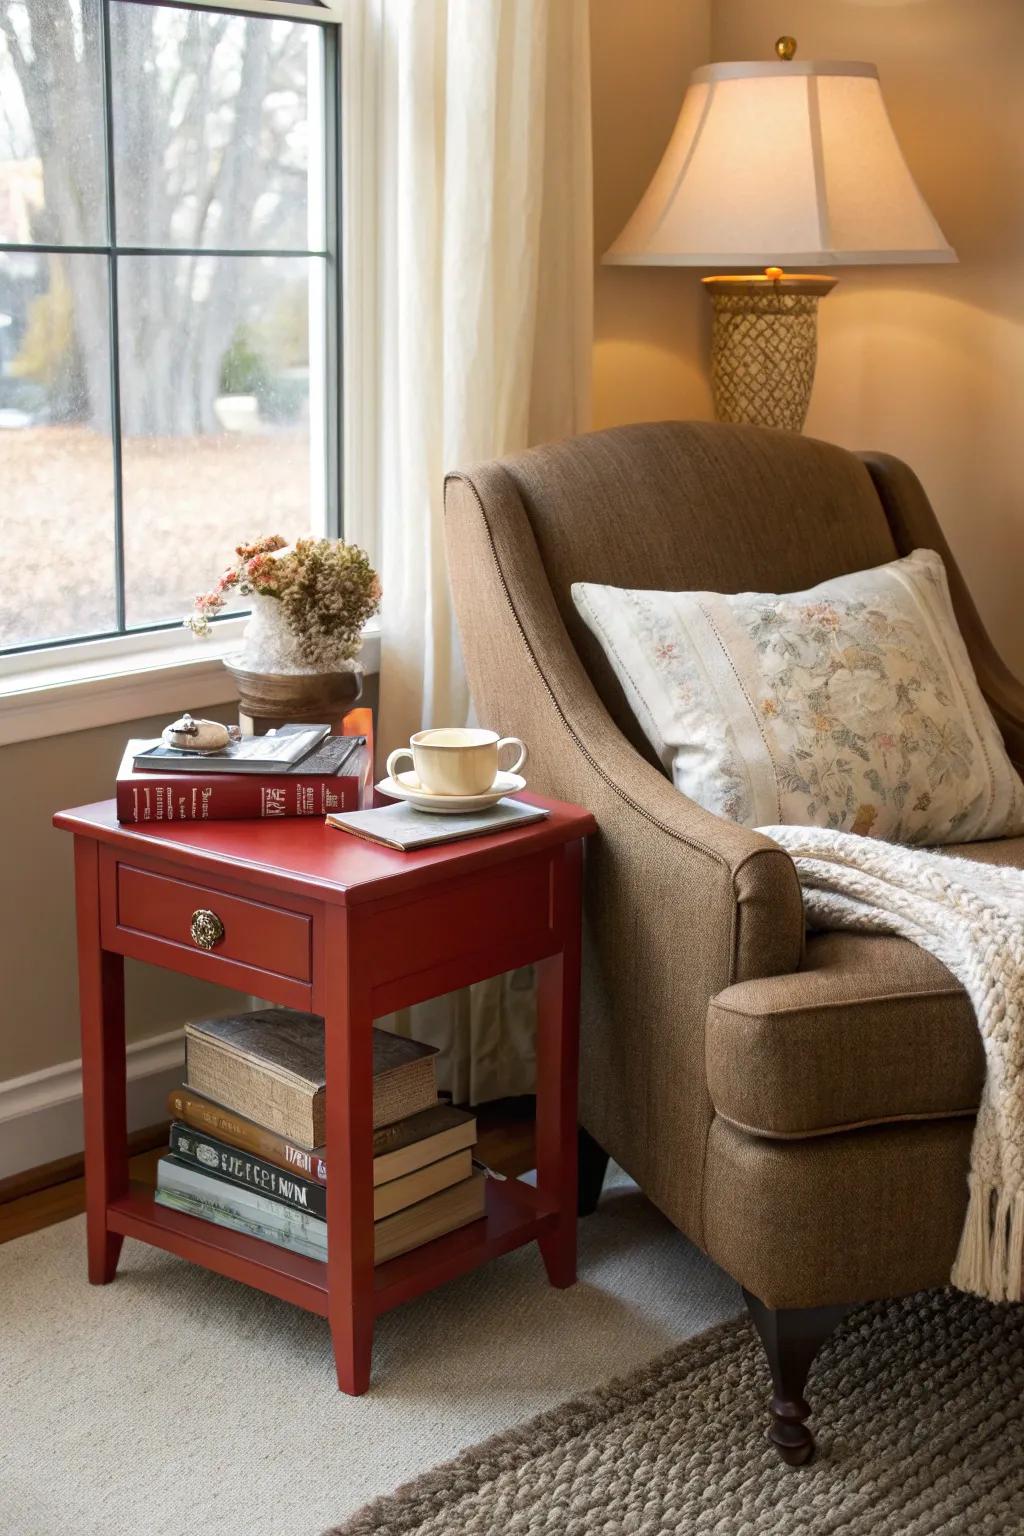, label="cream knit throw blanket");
[758,825,1024,1305]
